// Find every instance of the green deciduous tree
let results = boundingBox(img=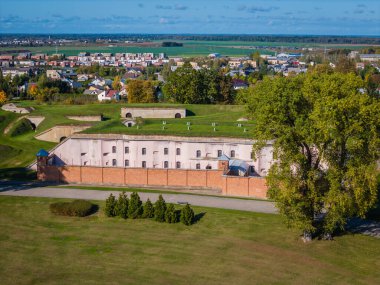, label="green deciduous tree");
[162,63,235,104]
[154,195,167,222]
[128,192,143,219]
[105,193,117,217]
[180,204,195,226]
[142,198,154,218]
[247,71,380,240]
